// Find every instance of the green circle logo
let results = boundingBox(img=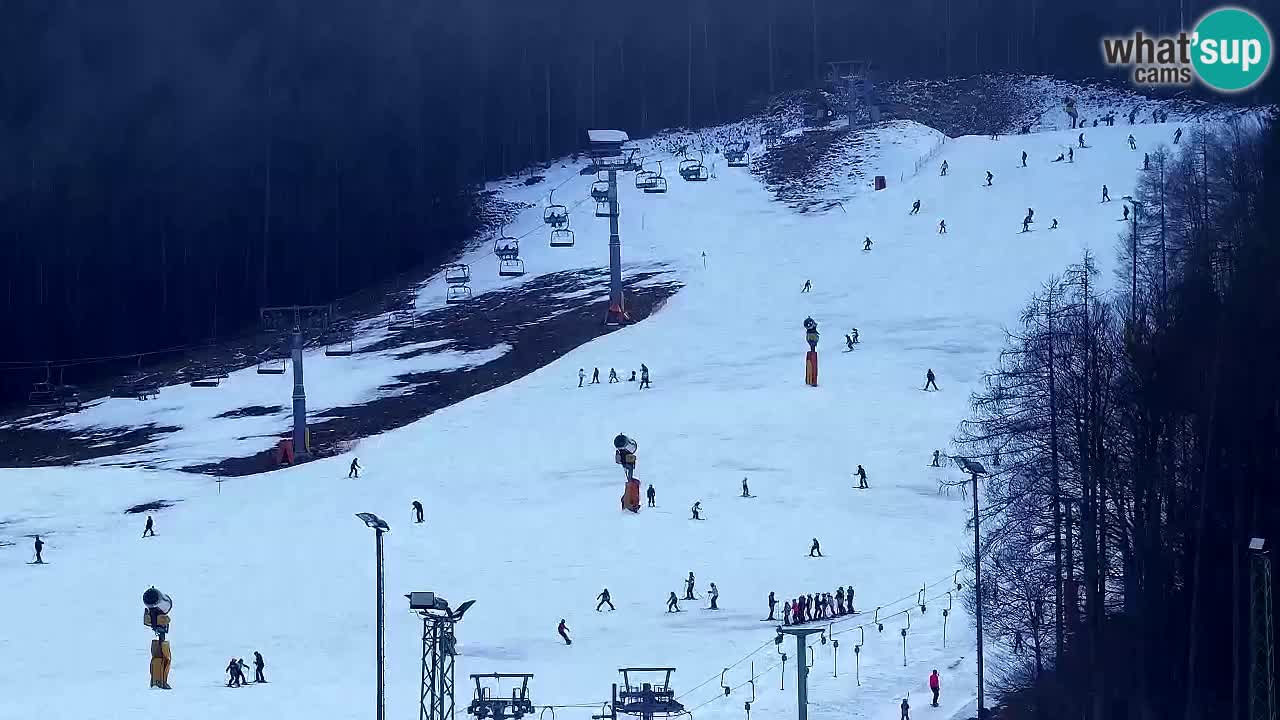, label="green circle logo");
[1192,7,1272,92]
